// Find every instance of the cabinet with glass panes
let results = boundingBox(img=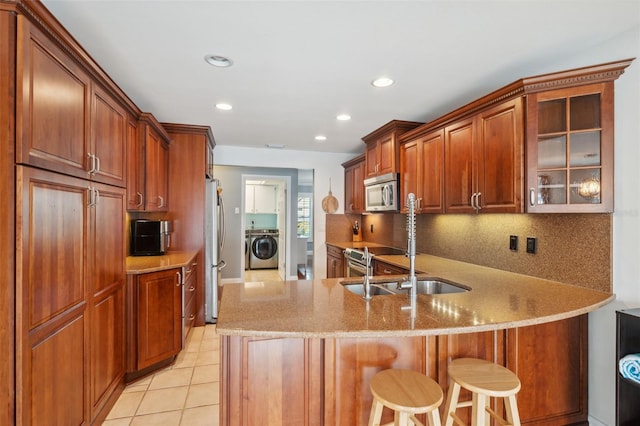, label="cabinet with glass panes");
[526,82,614,212]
